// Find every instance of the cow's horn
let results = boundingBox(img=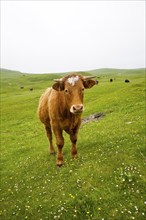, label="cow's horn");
[54,78,63,82]
[83,76,96,80]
